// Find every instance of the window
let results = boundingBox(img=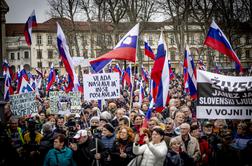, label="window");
[48,50,53,59]
[106,34,112,46]
[10,53,15,60]
[149,34,153,45]
[37,50,42,59]
[37,62,42,68]
[59,61,63,67]
[48,62,52,67]
[82,35,88,46]
[245,50,251,59]
[24,51,29,59]
[199,34,204,44]
[96,34,103,46]
[96,49,101,57]
[170,50,176,61]
[47,35,52,45]
[37,35,42,45]
[190,34,195,45]
[18,65,20,69]
[170,35,175,45]
[246,36,252,44]
[17,52,20,60]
